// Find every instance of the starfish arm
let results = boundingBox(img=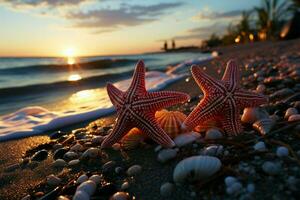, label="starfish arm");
[127,60,146,95]
[133,91,190,110]
[130,111,175,148]
[182,97,221,131]
[234,89,268,108]
[101,112,132,148]
[107,83,125,110]
[191,65,226,94]
[221,59,240,90]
